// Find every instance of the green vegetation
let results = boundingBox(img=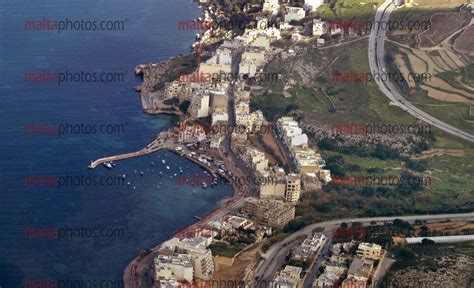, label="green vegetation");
[314,0,379,20]
[209,242,240,257]
[261,232,289,252]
